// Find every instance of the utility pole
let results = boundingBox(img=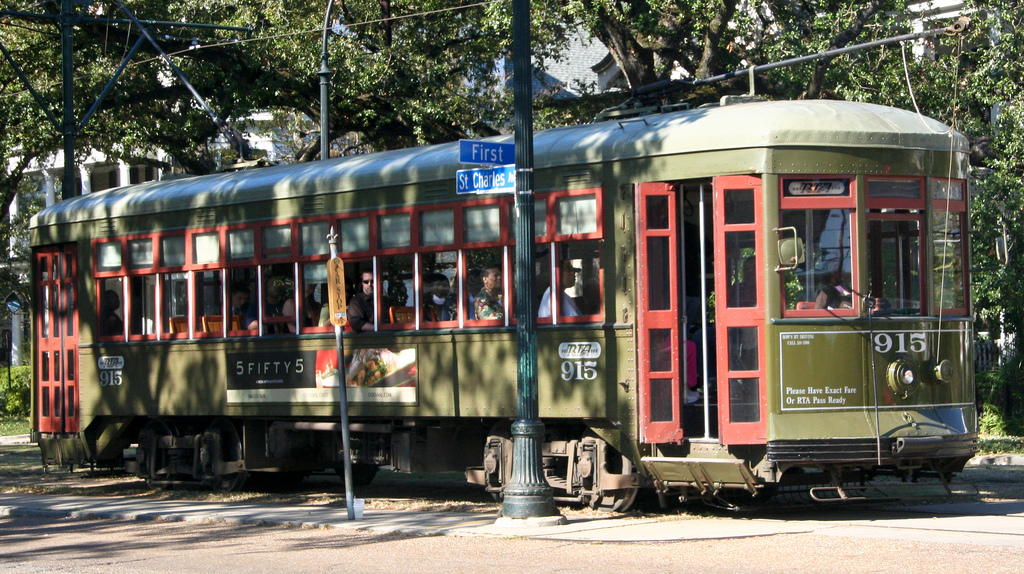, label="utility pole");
[0,2,251,200]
